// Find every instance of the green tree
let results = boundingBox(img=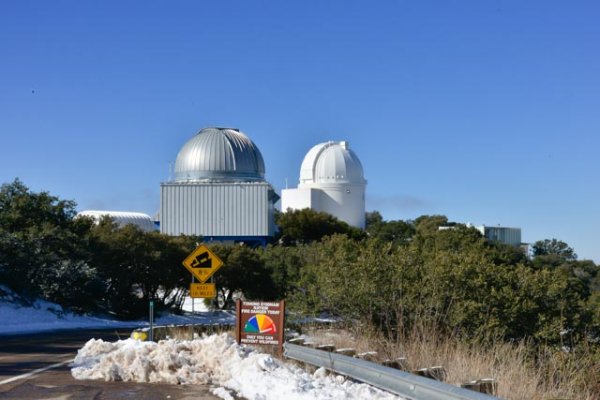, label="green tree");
[88,219,196,318]
[0,179,97,309]
[413,215,451,235]
[286,224,593,345]
[289,234,362,316]
[533,239,577,261]
[259,244,306,299]
[487,240,529,265]
[530,239,598,341]
[207,244,276,309]
[365,211,415,245]
[365,210,384,228]
[276,208,365,245]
